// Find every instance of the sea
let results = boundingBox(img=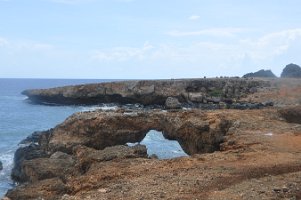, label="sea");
[0,78,187,197]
